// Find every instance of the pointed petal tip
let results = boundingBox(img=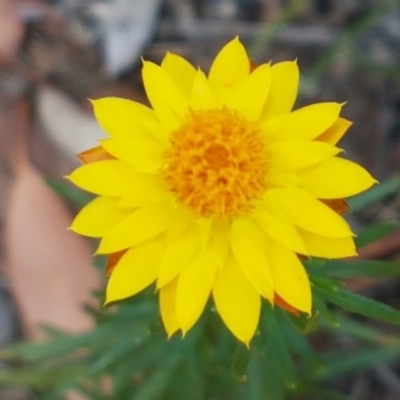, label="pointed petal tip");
[166,328,179,340]
[103,298,113,307]
[180,328,188,339]
[94,244,106,256]
[103,295,122,308]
